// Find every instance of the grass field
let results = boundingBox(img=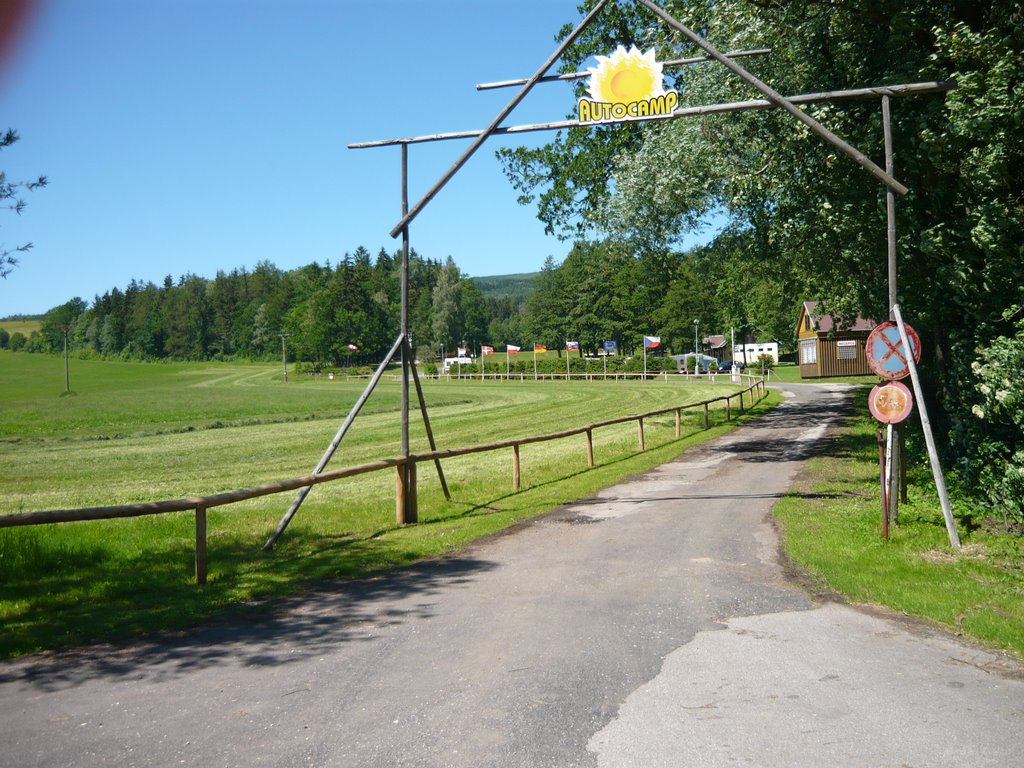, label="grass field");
[774,399,1024,658]
[0,351,772,657]
[0,319,40,338]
